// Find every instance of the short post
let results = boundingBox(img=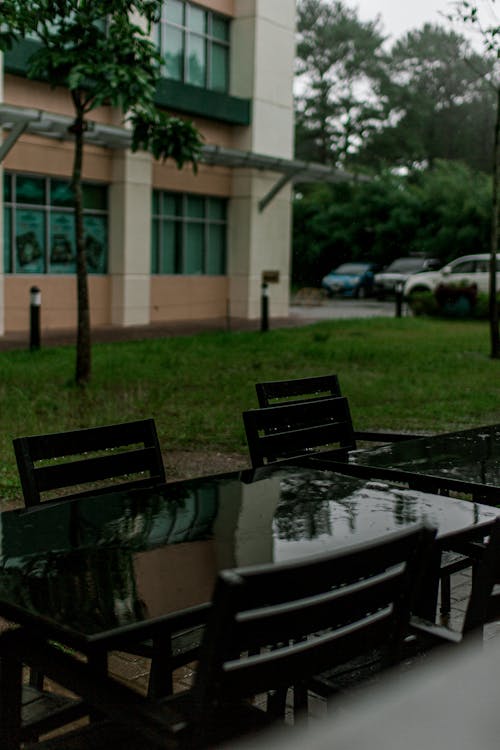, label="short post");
[395,281,404,318]
[261,282,269,332]
[29,286,41,351]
